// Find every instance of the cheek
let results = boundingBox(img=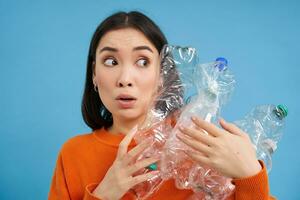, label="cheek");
[139,59,160,93]
[138,70,160,102]
[98,73,111,89]
[140,76,157,92]
[95,69,116,110]
[96,66,117,90]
